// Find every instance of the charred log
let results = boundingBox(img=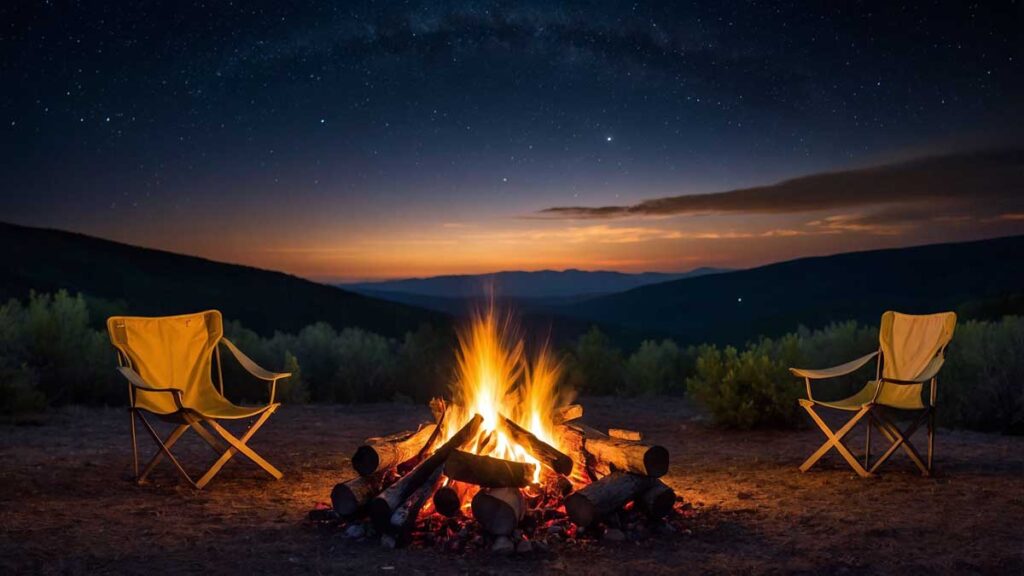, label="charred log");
[499,414,573,476]
[555,424,590,481]
[389,466,444,545]
[369,414,483,531]
[471,487,525,536]
[637,480,676,519]
[573,423,668,478]
[564,472,656,527]
[432,484,465,517]
[444,450,536,488]
[330,475,381,517]
[608,428,643,441]
[553,404,583,424]
[351,424,437,476]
